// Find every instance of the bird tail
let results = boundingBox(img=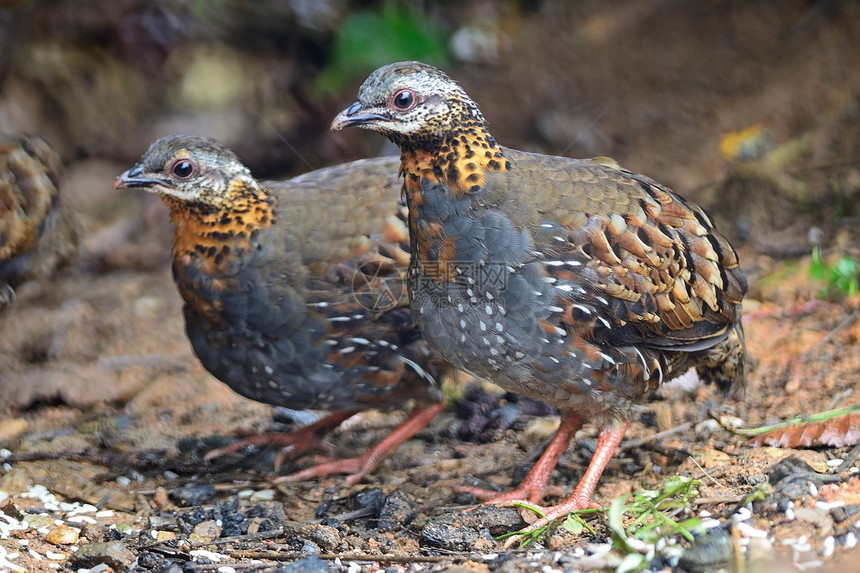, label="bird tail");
[694,323,747,397]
